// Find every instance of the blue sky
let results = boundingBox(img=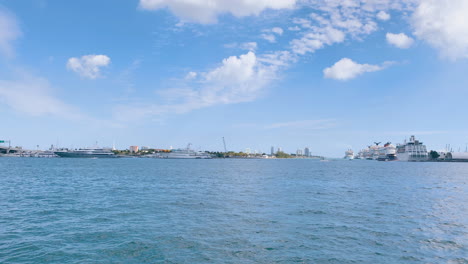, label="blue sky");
[1,0,468,157]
